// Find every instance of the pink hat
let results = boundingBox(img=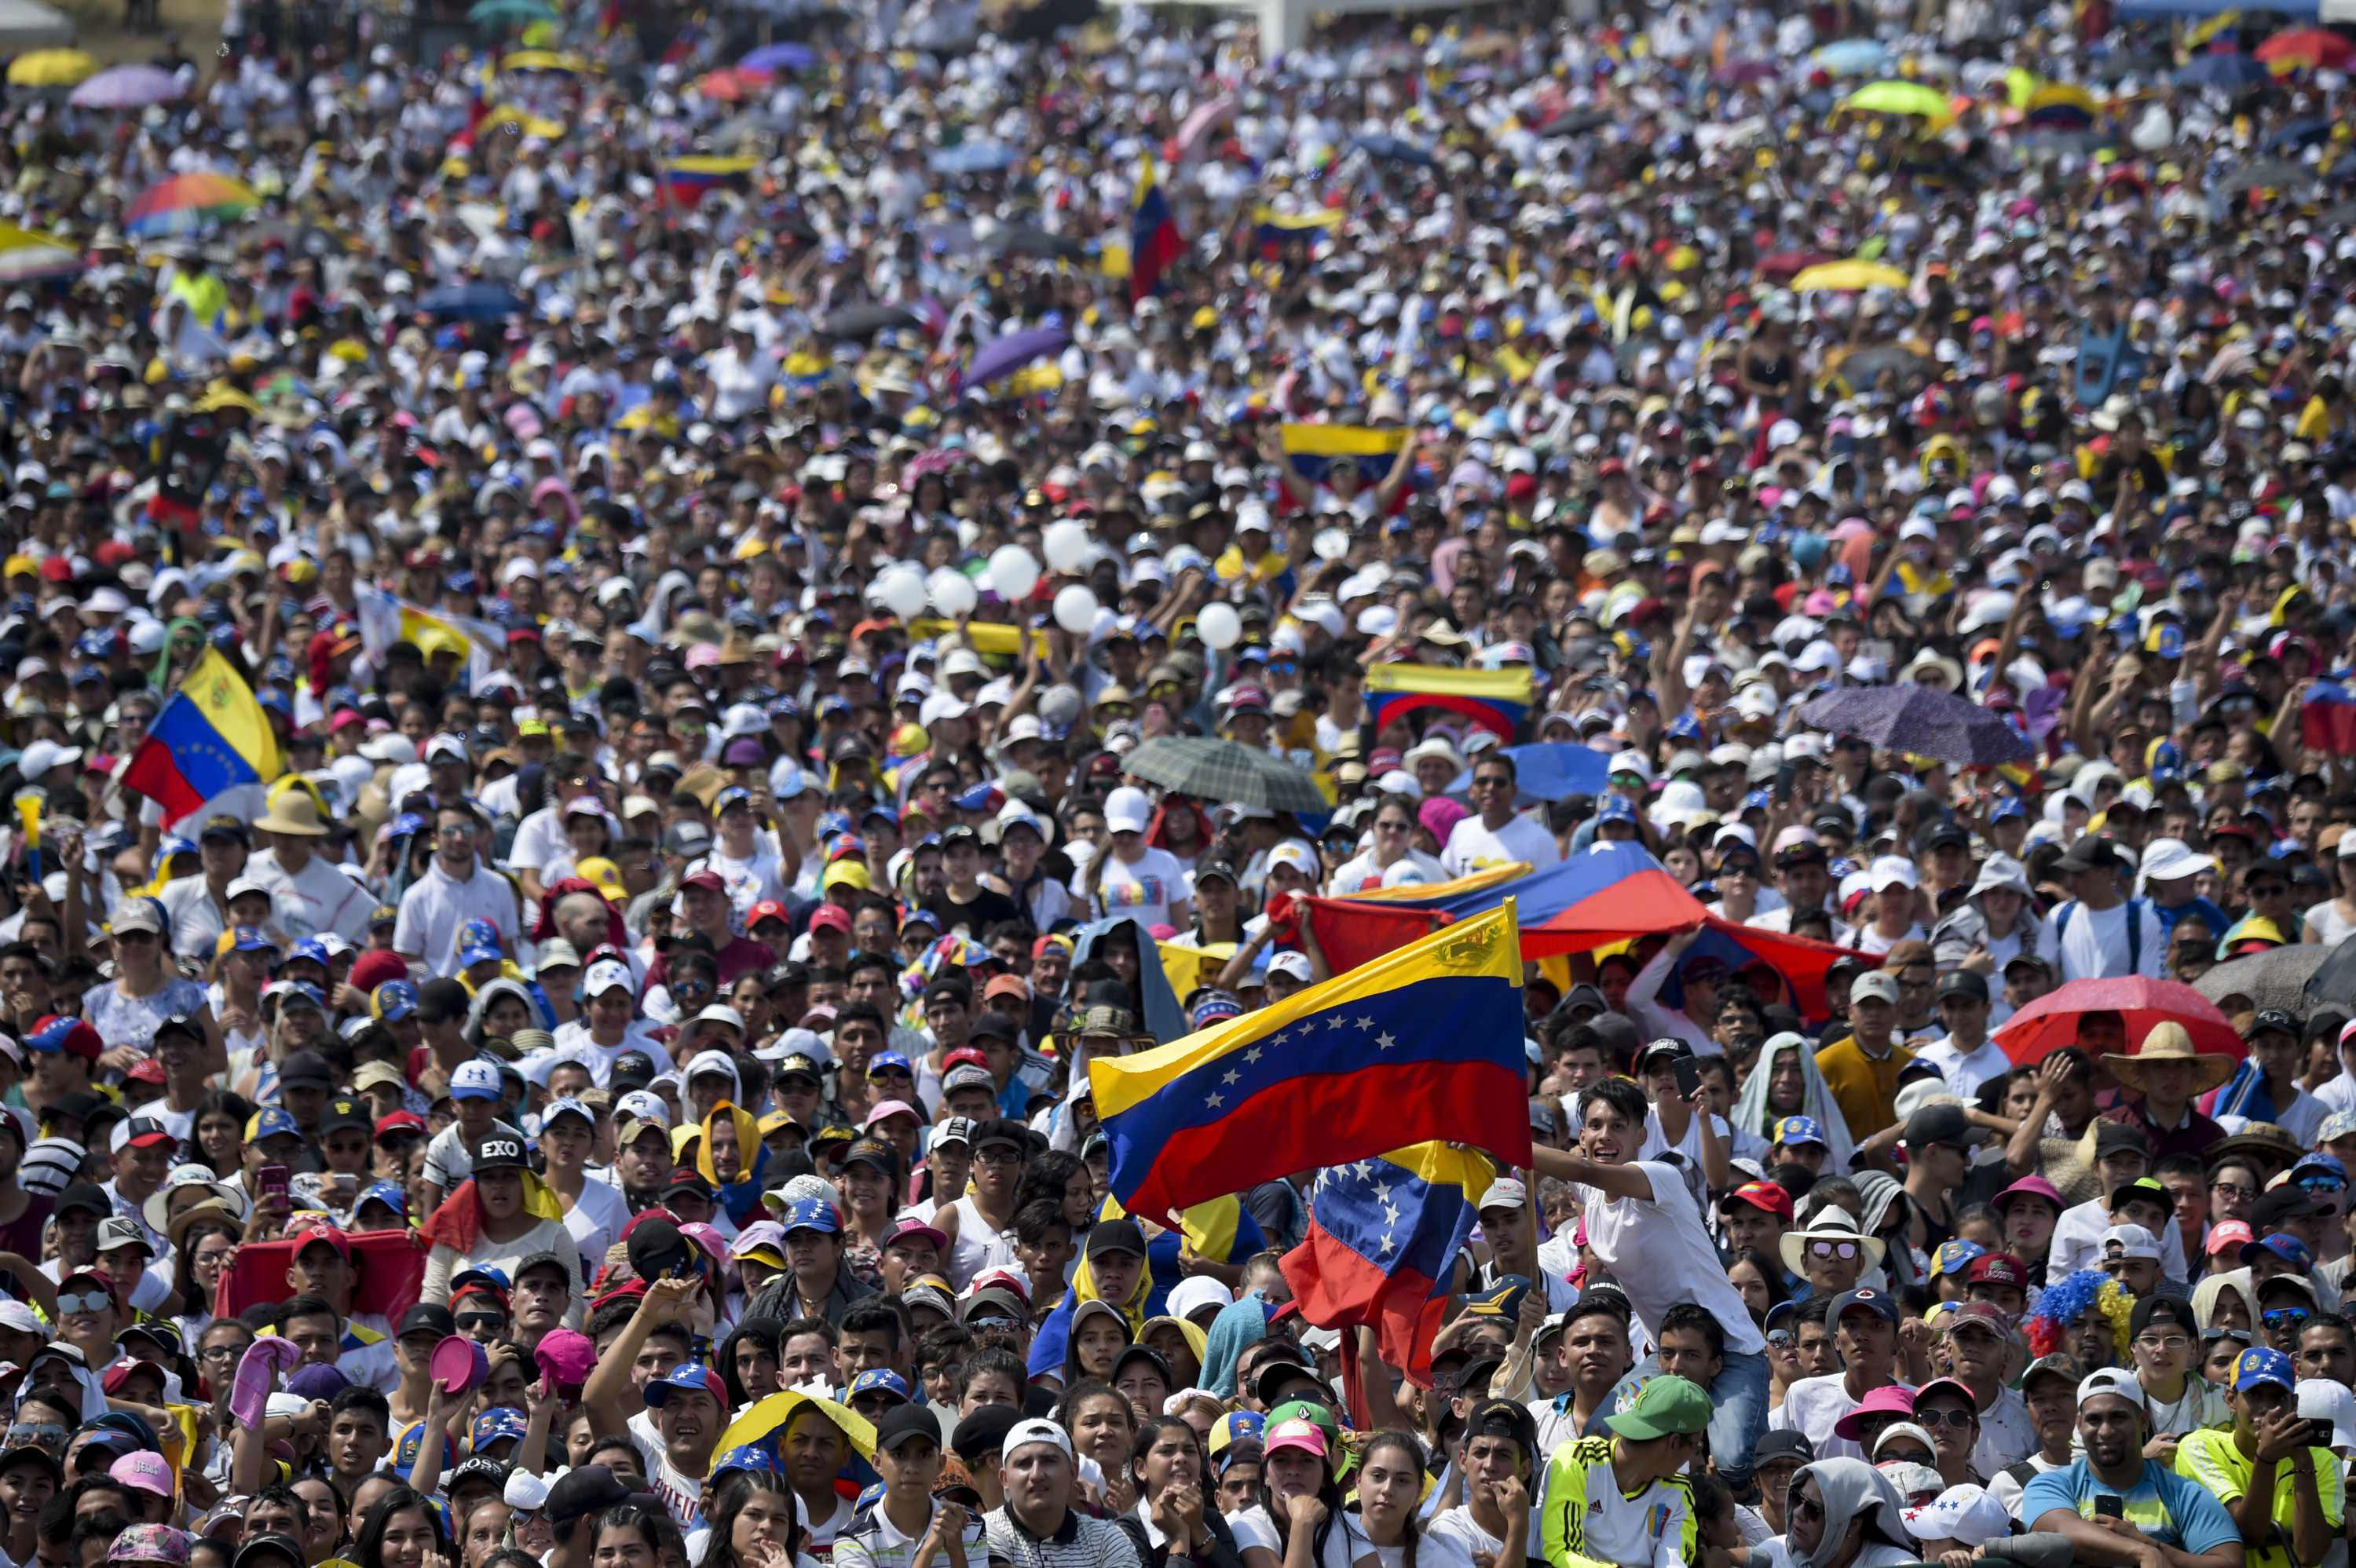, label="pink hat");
[1264,1418,1328,1460]
[864,1099,921,1130]
[534,1328,596,1391]
[1832,1384,1919,1441]
[1993,1175,2064,1214]
[110,1451,175,1499]
[2208,1219,2255,1255]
